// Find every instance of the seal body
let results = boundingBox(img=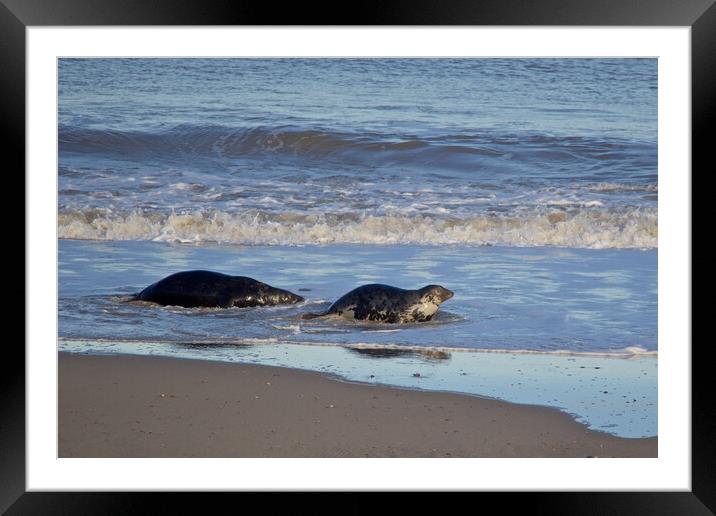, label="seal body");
[135,270,304,308]
[302,284,453,323]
